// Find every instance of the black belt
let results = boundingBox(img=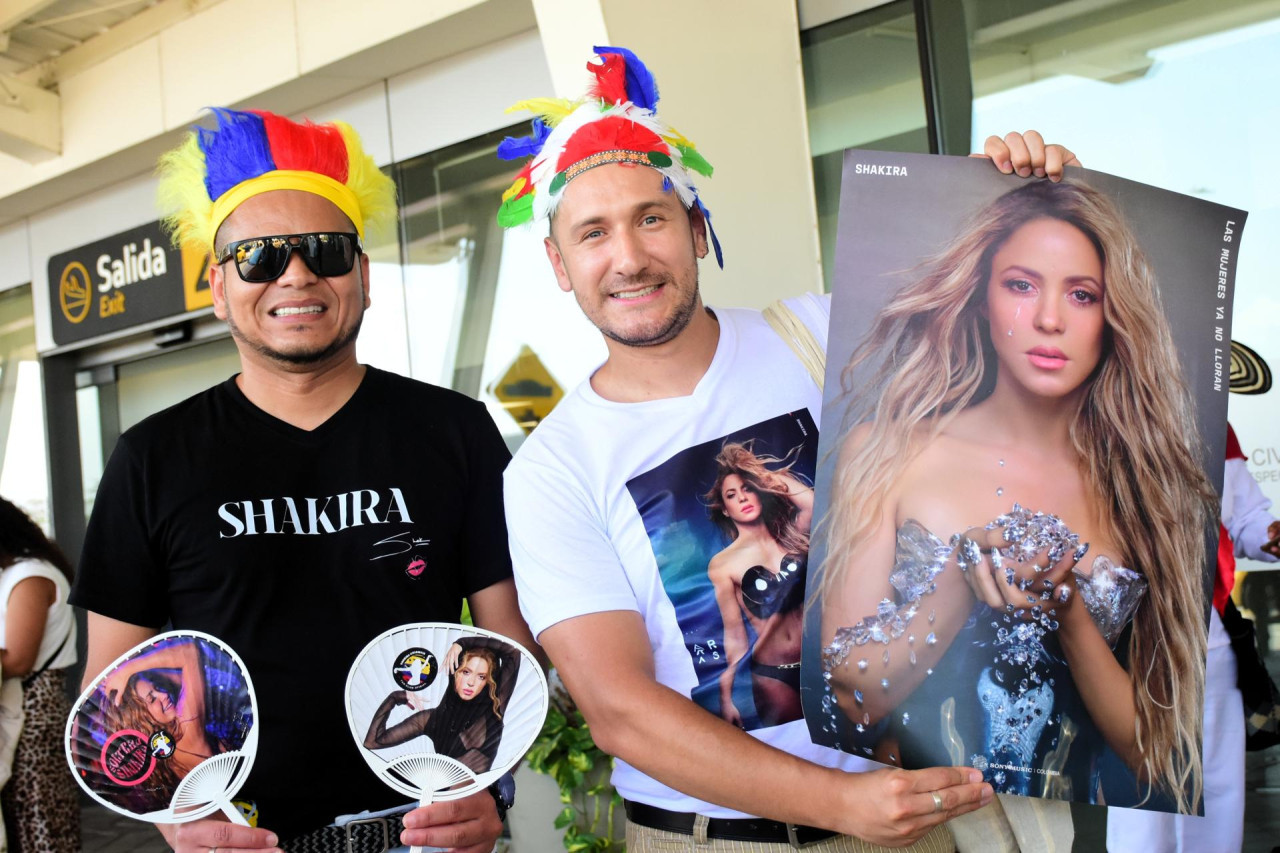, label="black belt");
[624,800,838,848]
[282,812,406,853]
